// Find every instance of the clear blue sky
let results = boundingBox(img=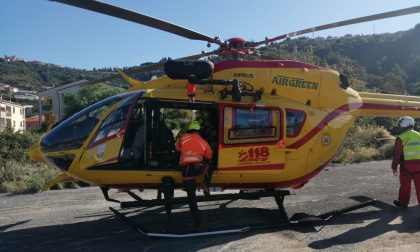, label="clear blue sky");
[1,0,419,70]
